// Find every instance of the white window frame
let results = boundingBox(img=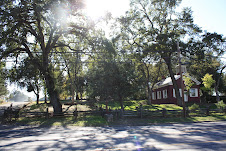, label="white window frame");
[173,89,182,98]
[163,89,168,99]
[179,89,182,97]
[190,88,198,97]
[173,89,176,98]
[152,92,156,100]
[157,91,162,99]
